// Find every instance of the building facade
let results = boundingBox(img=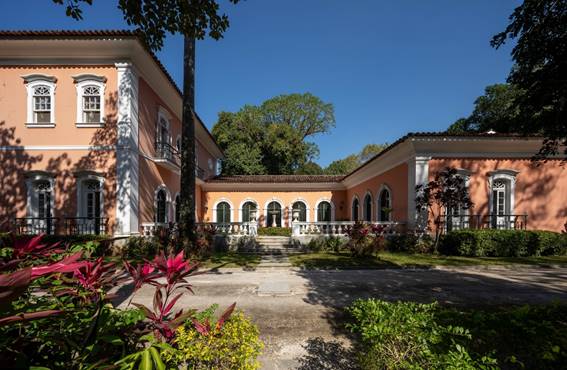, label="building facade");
[1,31,566,236]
